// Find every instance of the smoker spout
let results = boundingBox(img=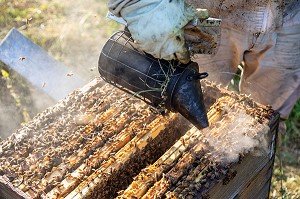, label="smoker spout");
[166,62,209,129]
